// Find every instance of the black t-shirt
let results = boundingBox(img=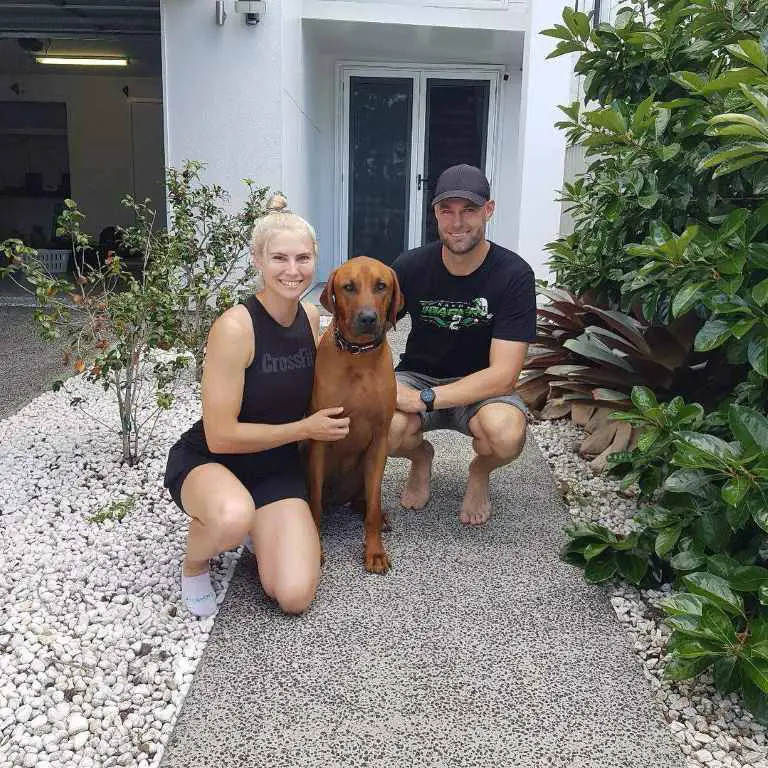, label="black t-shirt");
[391,241,536,378]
